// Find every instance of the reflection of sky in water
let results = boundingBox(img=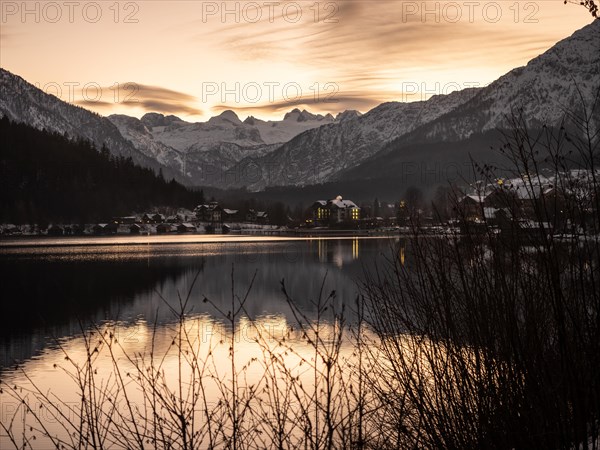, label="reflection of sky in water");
[0,237,403,368]
[0,312,371,449]
[0,238,408,448]
[0,237,406,448]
